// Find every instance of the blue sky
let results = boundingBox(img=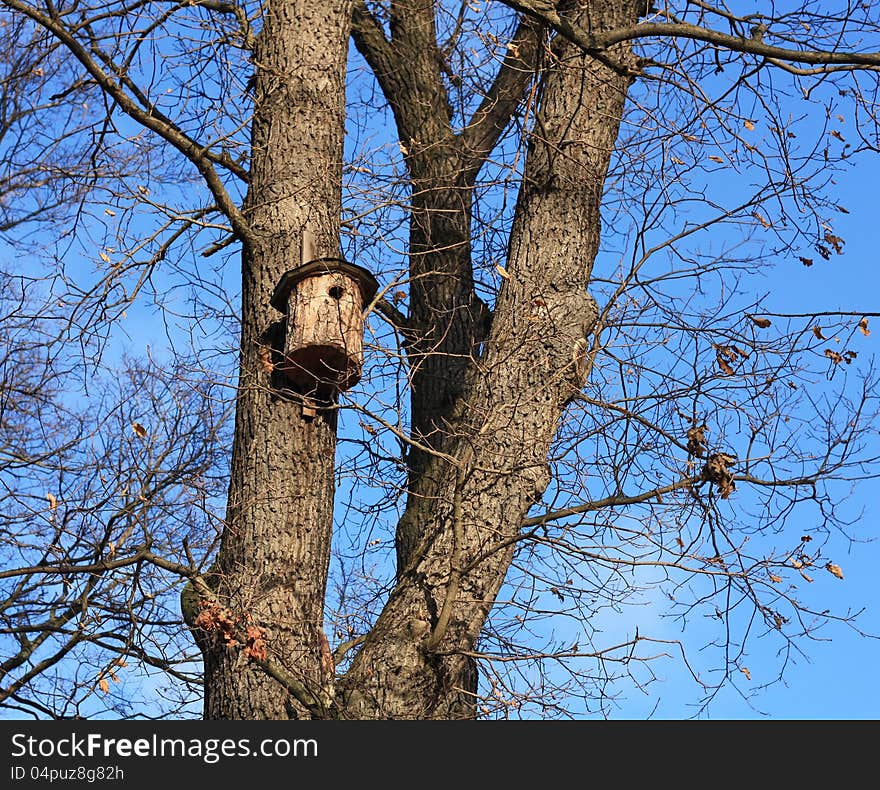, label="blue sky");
[94,39,880,722]
[725,155,880,719]
[608,140,880,720]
